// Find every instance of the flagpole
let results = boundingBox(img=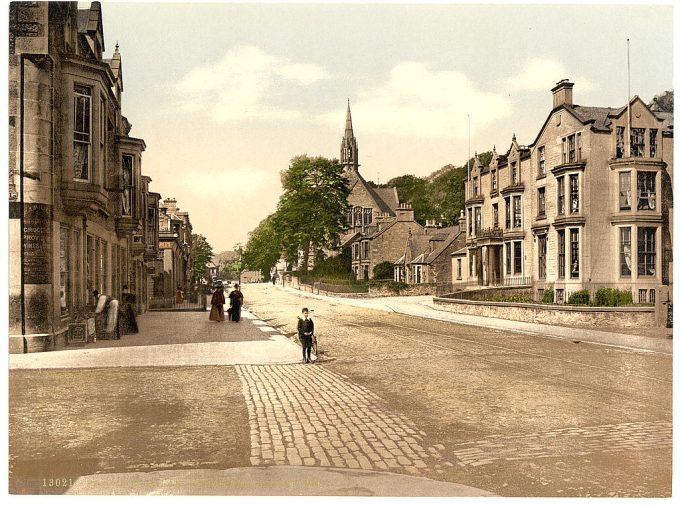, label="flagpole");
[467,114,471,199]
[627,38,631,157]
